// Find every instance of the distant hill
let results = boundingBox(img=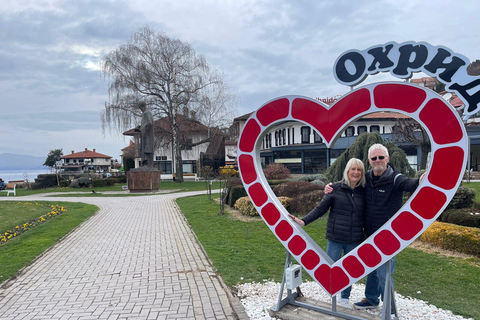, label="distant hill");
[0,153,45,170]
